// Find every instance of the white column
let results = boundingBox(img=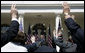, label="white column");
[55,14,61,52]
[18,13,24,33]
[55,15,60,38]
